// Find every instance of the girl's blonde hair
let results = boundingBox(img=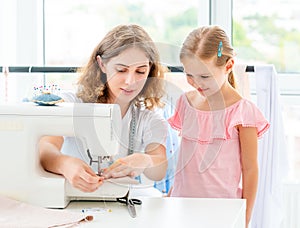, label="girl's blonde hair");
[180,25,236,88]
[76,24,166,109]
